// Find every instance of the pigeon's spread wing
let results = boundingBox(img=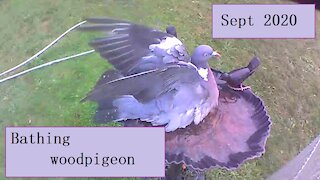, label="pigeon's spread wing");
[85,63,210,128]
[80,18,190,76]
[84,62,203,103]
